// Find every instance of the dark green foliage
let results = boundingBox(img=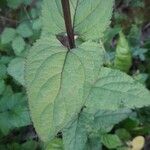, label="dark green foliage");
[0,0,42,148]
